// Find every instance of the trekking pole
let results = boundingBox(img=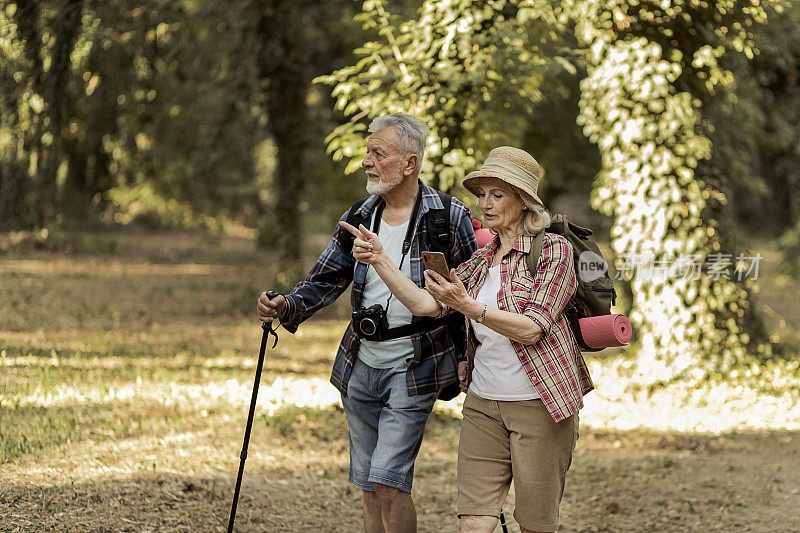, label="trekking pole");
[227,291,280,533]
[499,510,509,533]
